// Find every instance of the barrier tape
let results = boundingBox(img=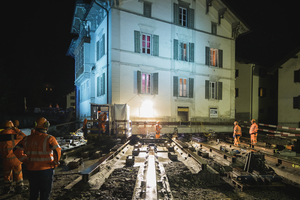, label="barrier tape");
[240,125,300,137]
[243,121,300,131]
